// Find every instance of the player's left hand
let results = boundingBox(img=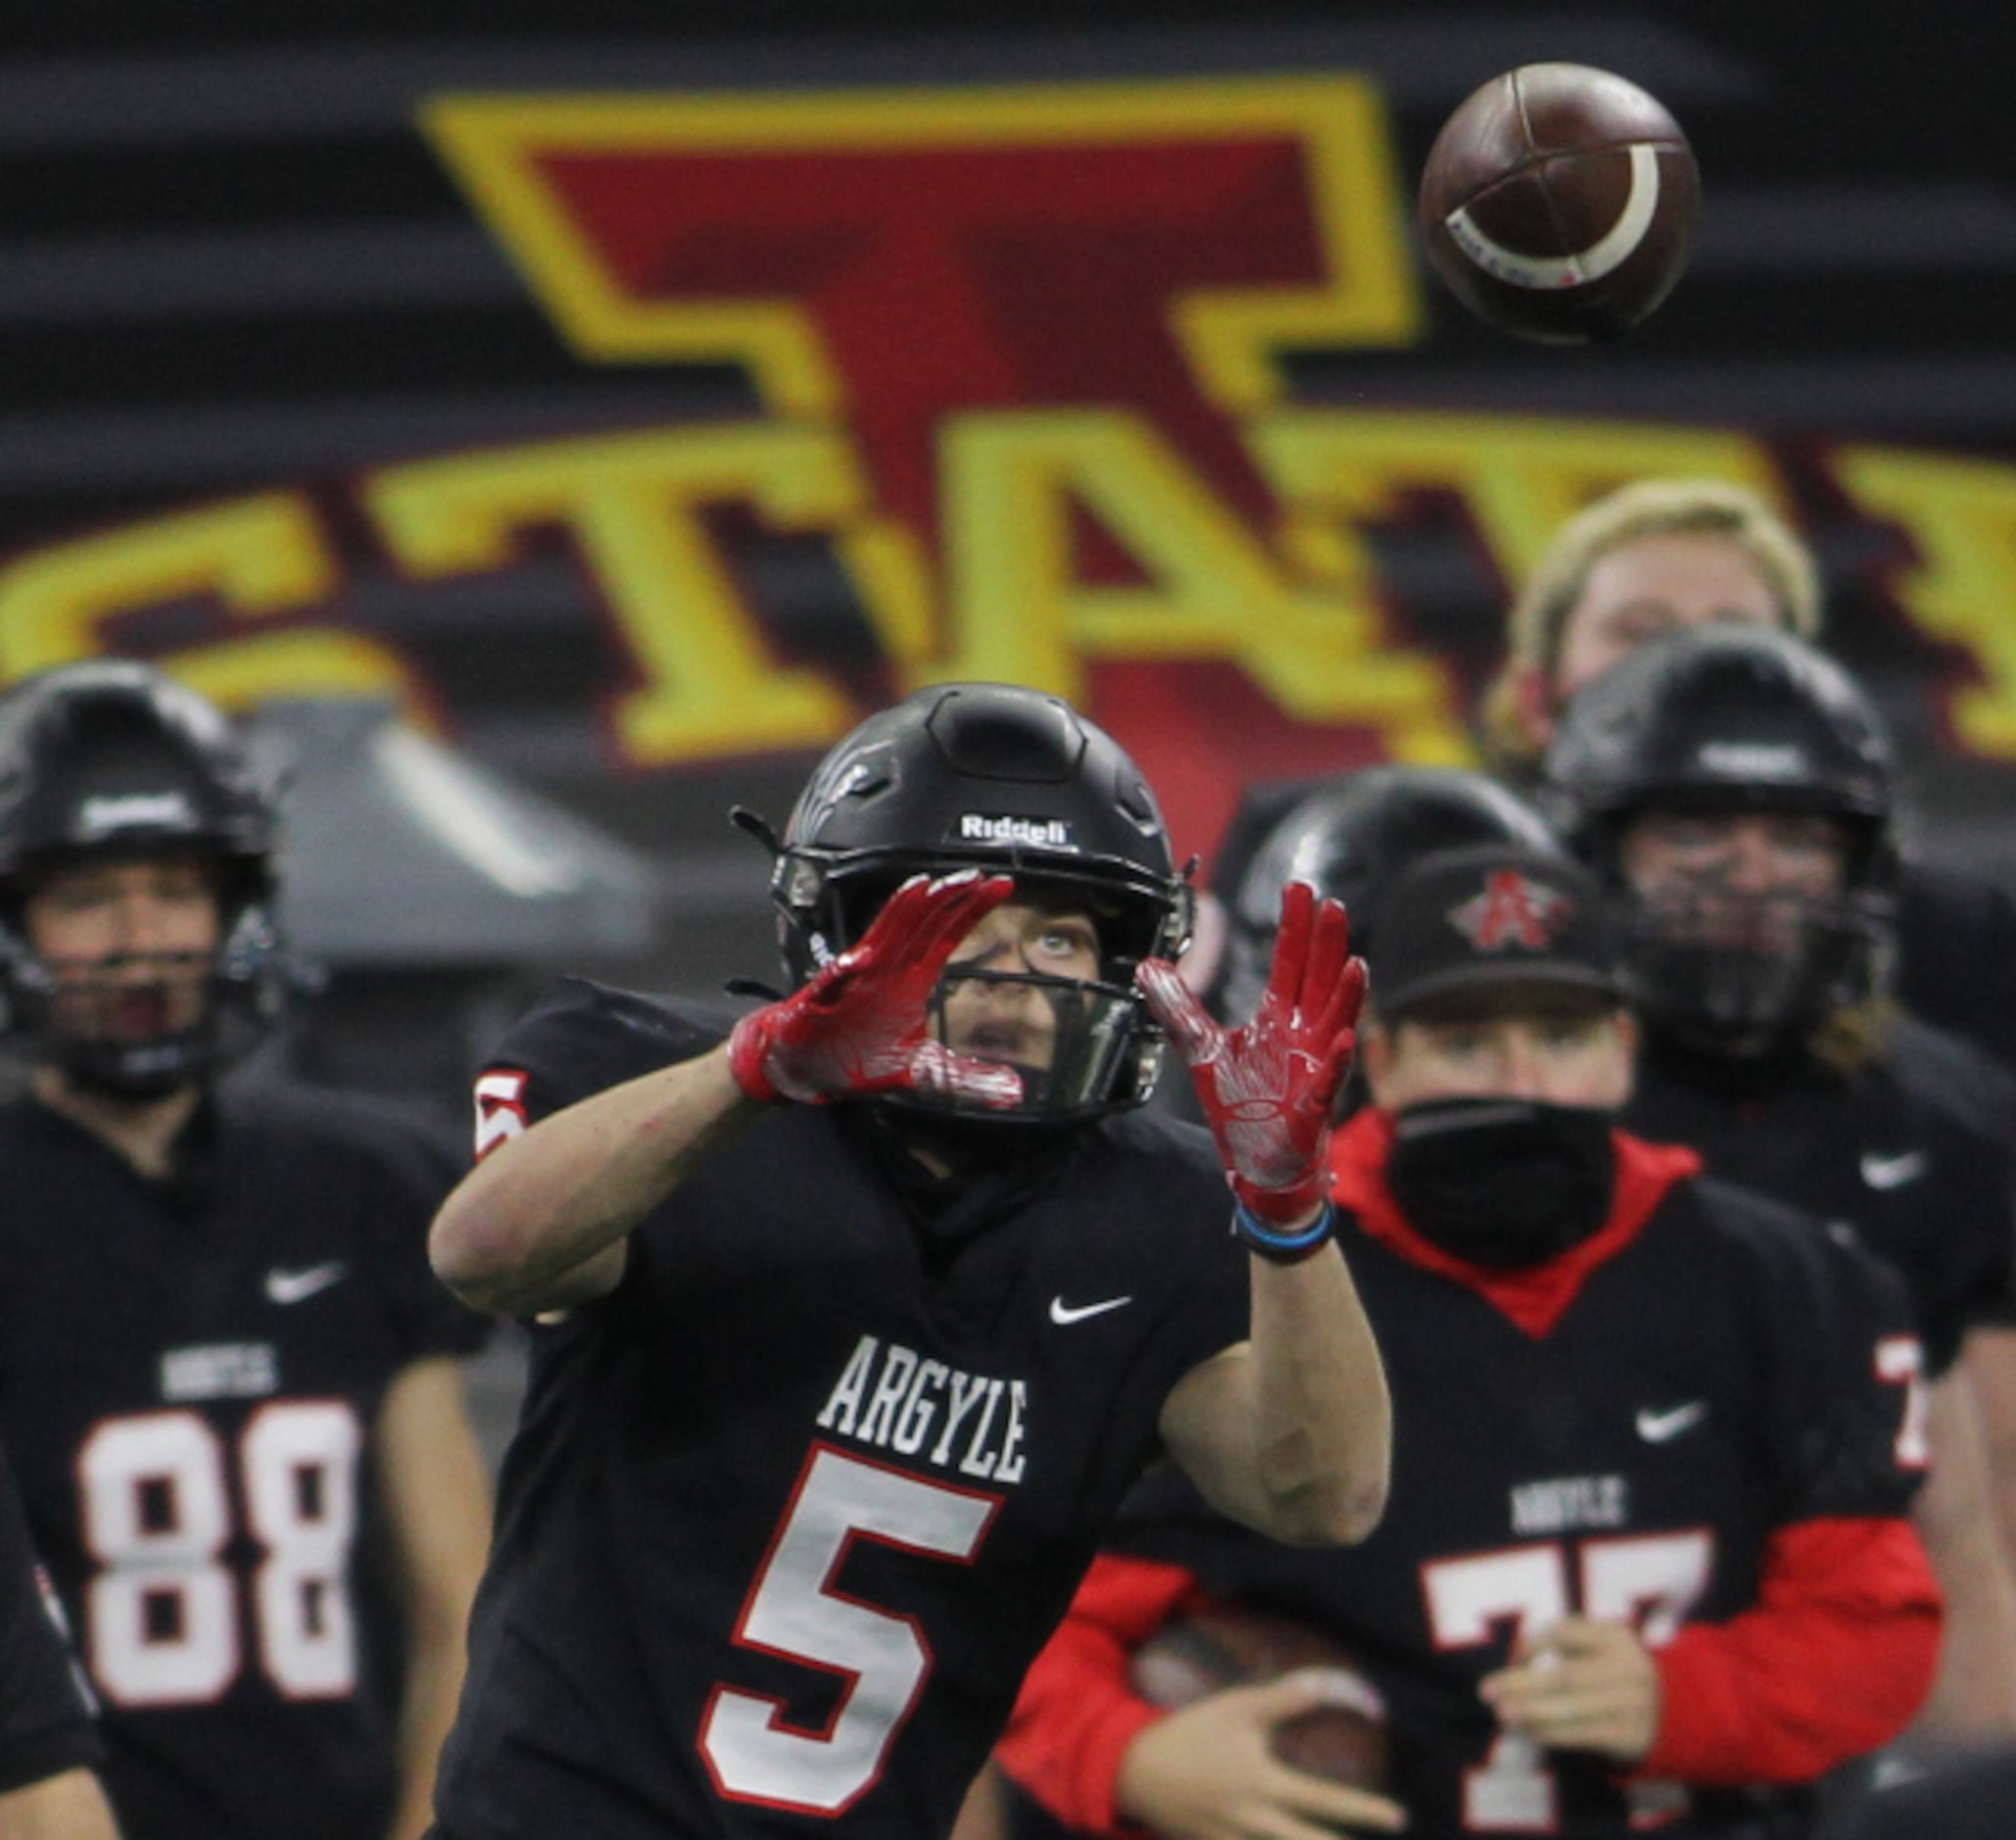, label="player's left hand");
[1479,1617,1661,1765]
[1139,881,1366,1226]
